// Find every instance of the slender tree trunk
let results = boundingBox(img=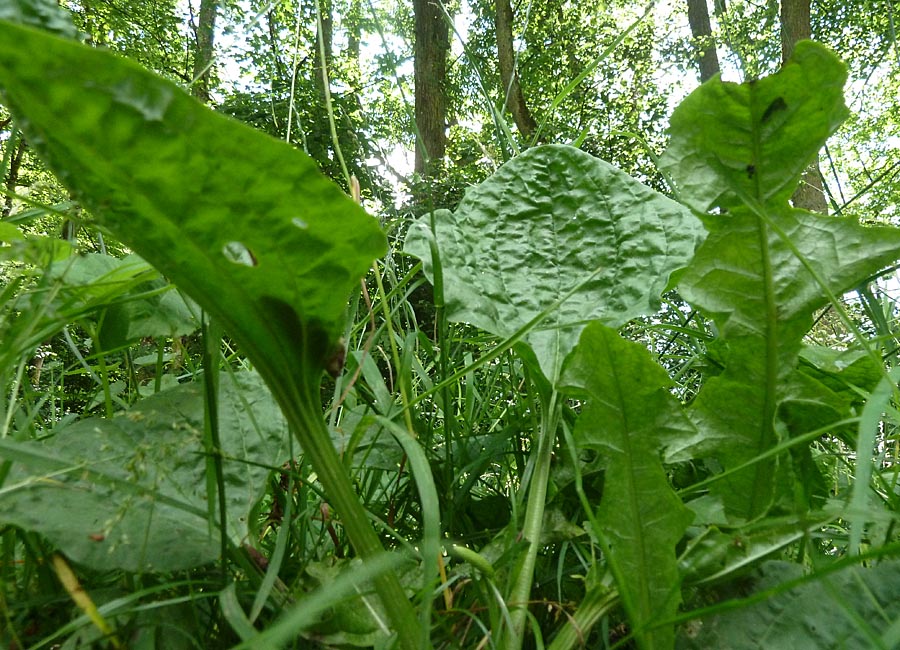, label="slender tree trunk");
[413,0,449,177]
[313,0,334,98]
[191,0,218,103]
[345,0,363,123]
[2,135,24,219]
[780,0,810,63]
[496,0,537,140]
[347,0,361,70]
[781,0,828,213]
[686,0,720,82]
[308,0,335,166]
